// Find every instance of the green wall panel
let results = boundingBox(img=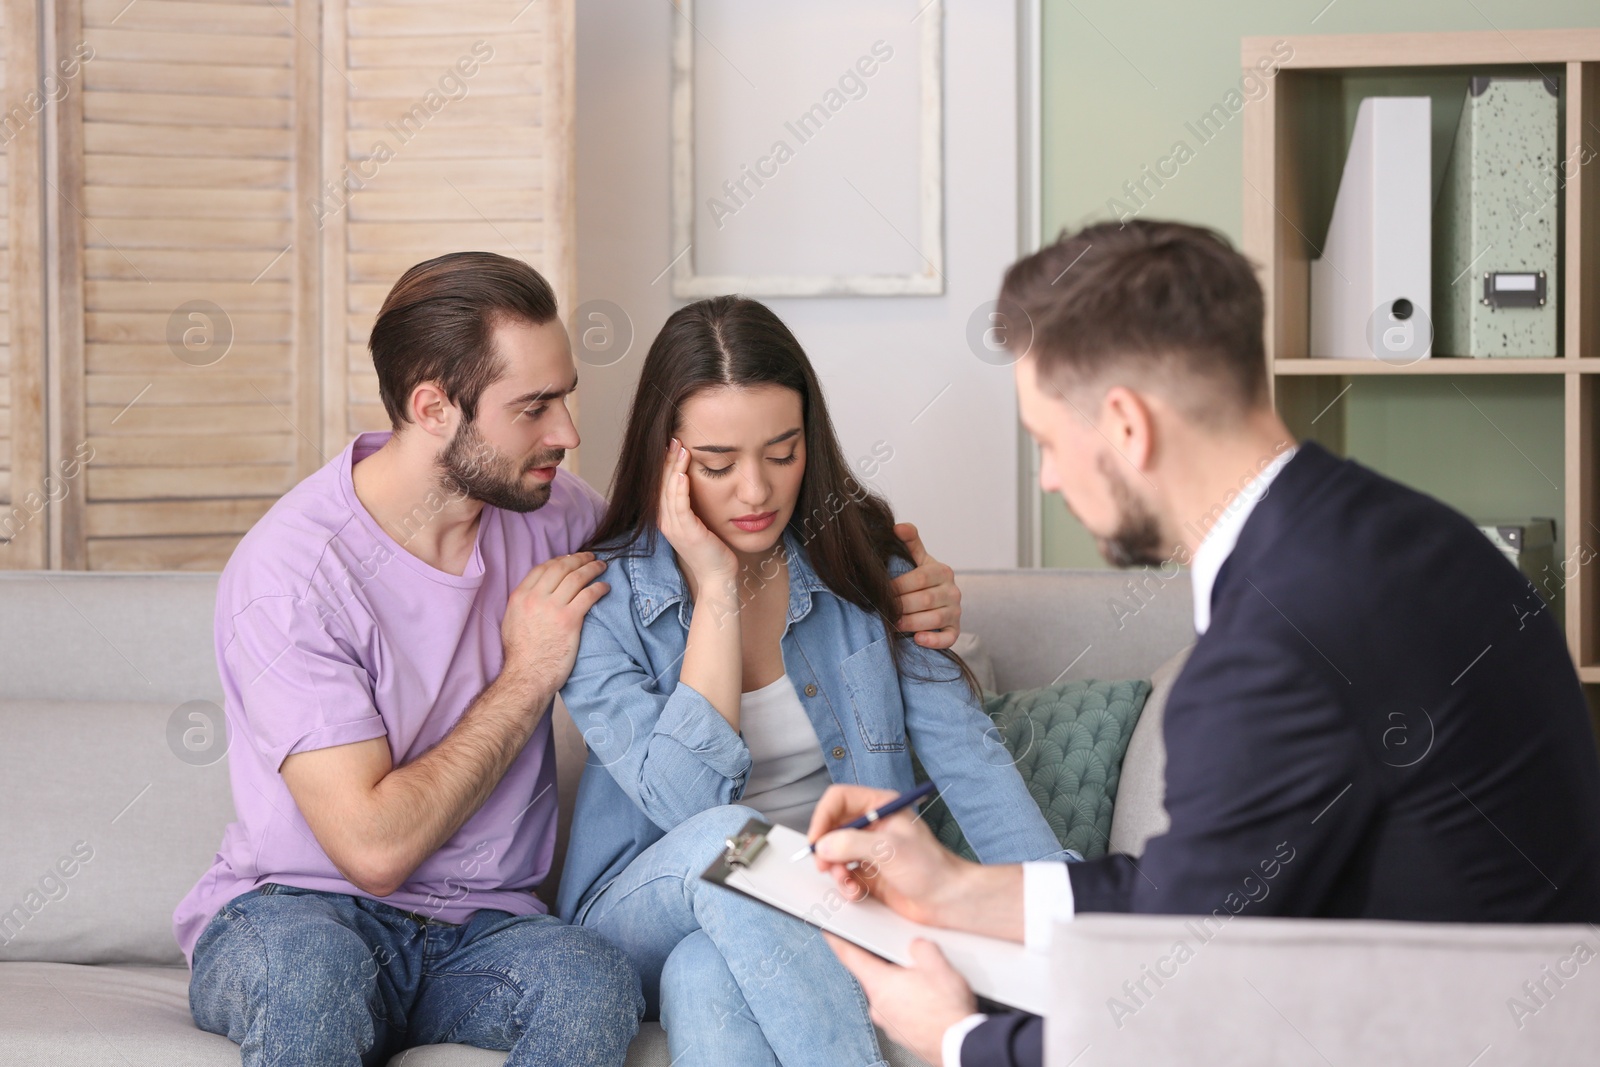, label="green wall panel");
[1038,0,1600,567]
